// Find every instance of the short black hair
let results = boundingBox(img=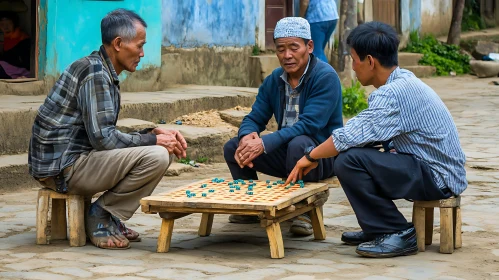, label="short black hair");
[101,9,147,45]
[346,21,399,67]
[0,12,20,28]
